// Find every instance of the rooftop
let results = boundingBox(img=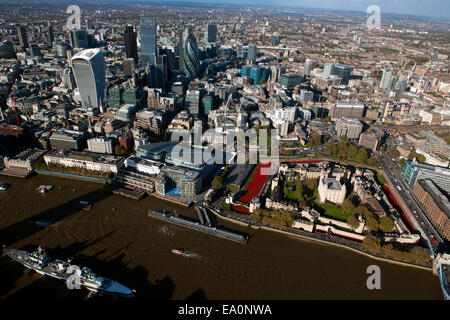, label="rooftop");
[418,179,450,218]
